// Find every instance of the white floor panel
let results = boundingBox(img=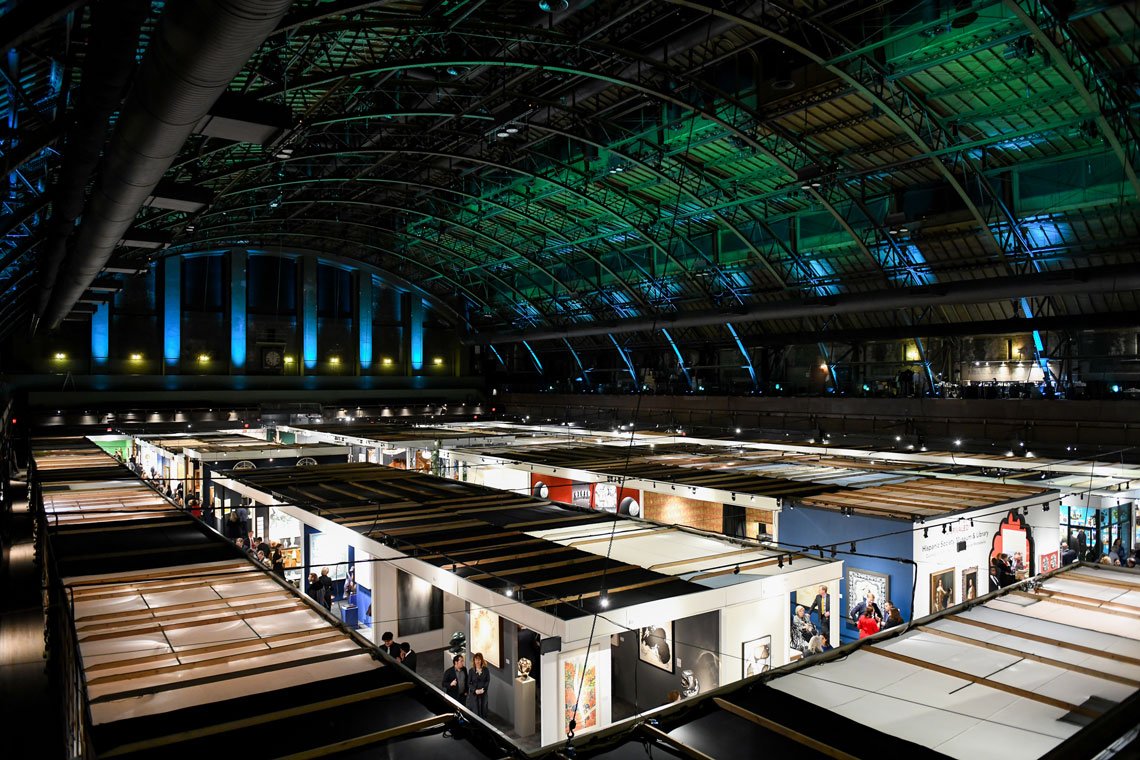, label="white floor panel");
[88,649,379,724]
[881,633,1017,676]
[934,717,1067,760]
[1028,670,1134,705]
[163,619,256,647]
[79,633,170,659]
[827,691,980,748]
[791,649,917,692]
[244,607,328,636]
[884,669,1018,720]
[986,697,1080,741]
[765,671,866,710]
